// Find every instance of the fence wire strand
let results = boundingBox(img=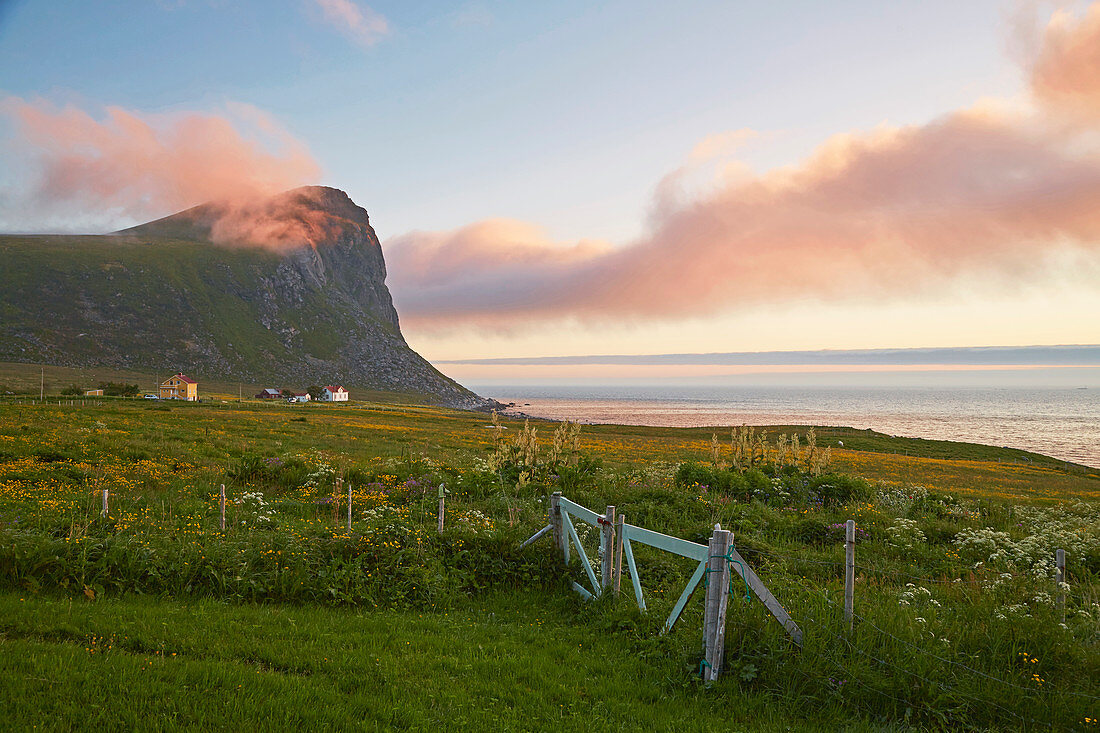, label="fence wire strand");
[796,608,1054,729]
[738,546,1062,586]
[813,591,1100,704]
